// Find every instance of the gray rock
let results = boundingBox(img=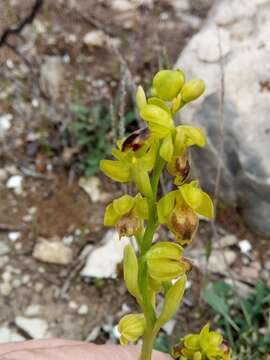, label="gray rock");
[0,326,25,342]
[33,238,73,265]
[15,317,48,339]
[40,56,64,99]
[175,0,270,234]
[190,248,237,274]
[81,230,130,279]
